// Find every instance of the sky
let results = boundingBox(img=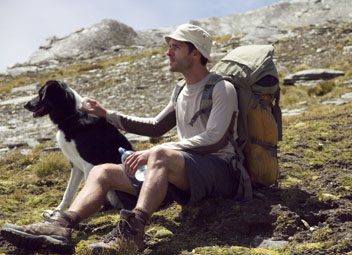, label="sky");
[0,0,282,72]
